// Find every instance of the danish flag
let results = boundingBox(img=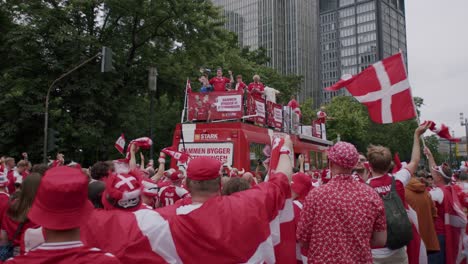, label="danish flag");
[162,147,190,164]
[115,134,126,154]
[326,53,416,124]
